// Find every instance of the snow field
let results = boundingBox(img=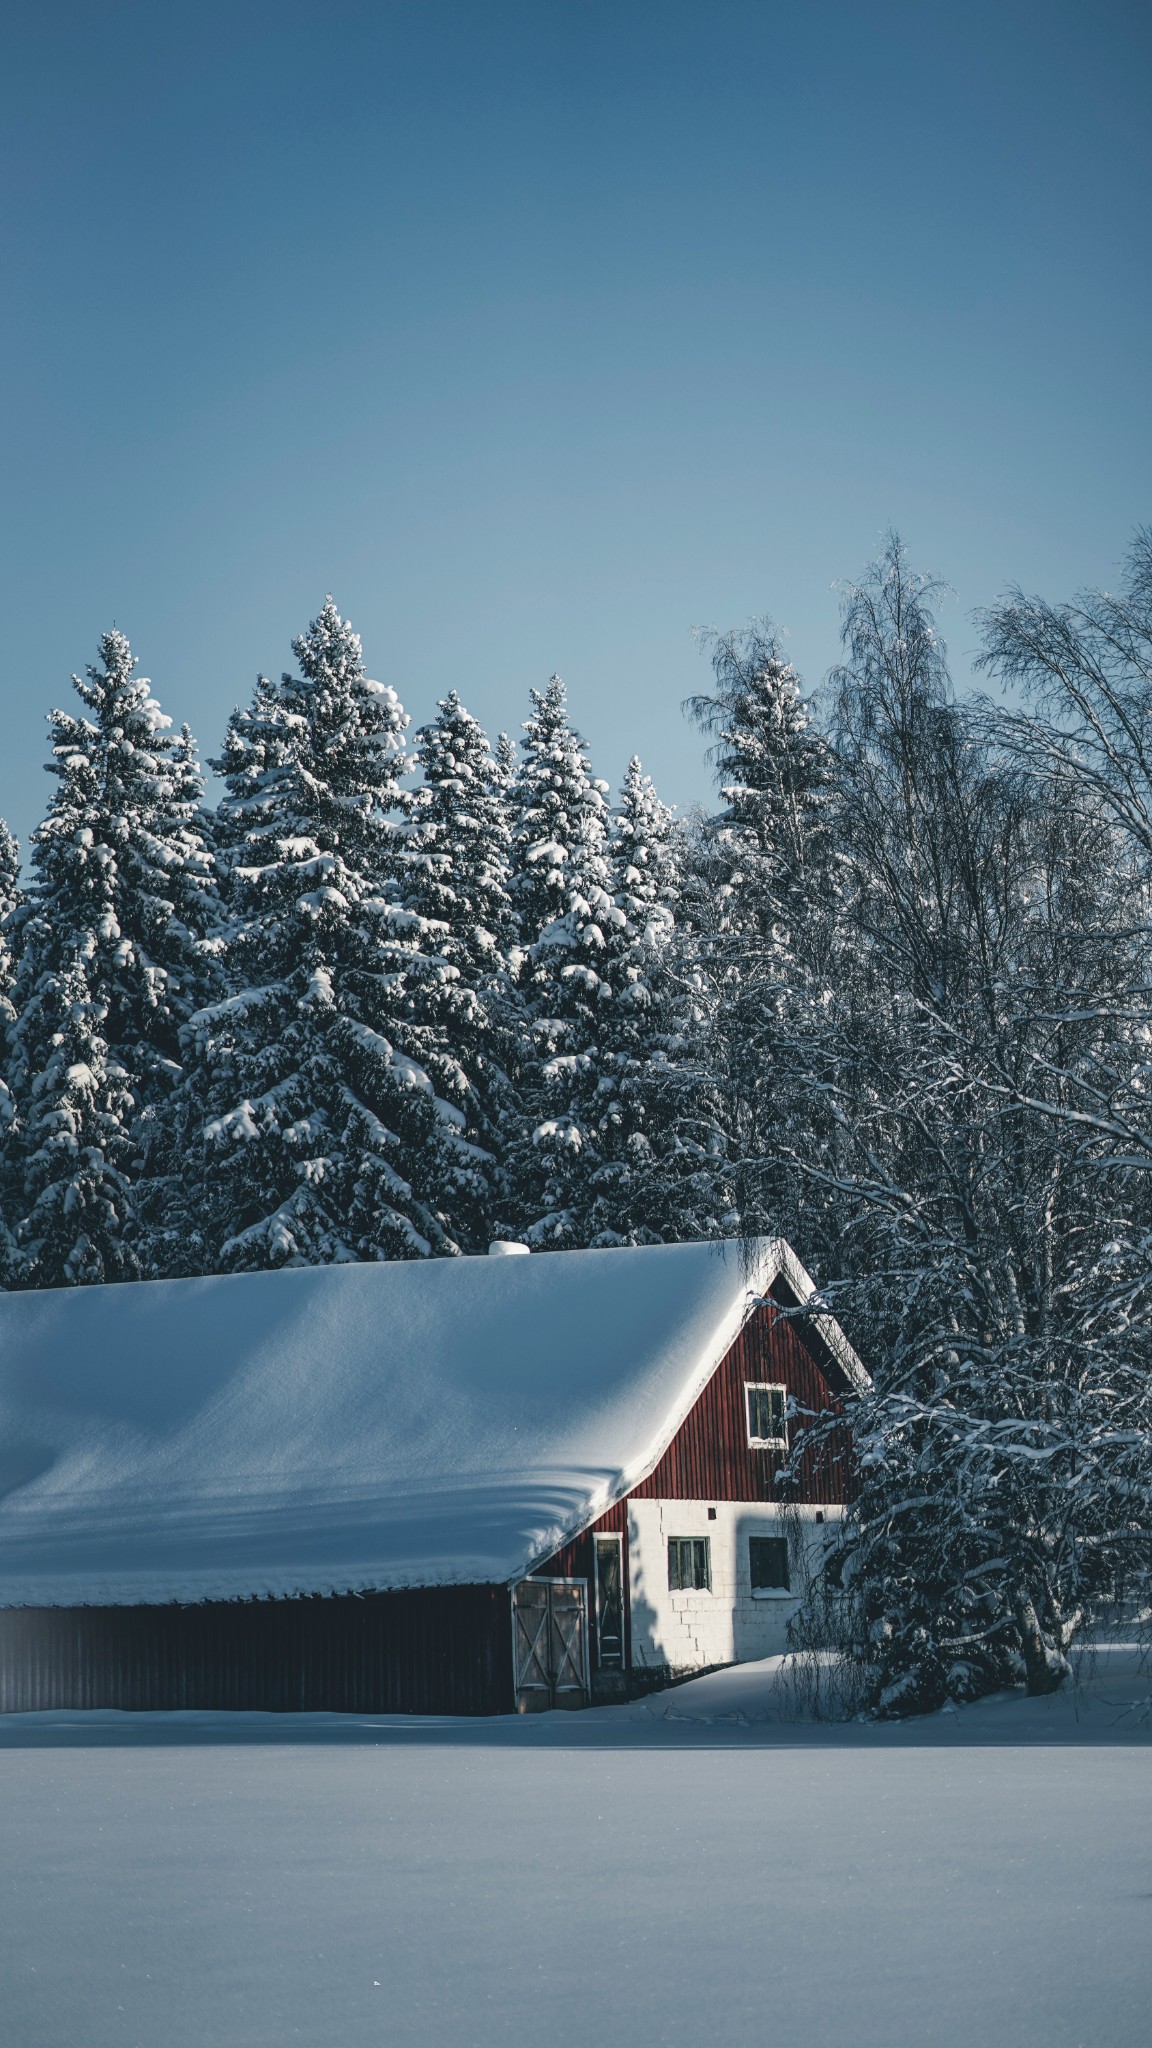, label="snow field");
[2,1655,1149,2048]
